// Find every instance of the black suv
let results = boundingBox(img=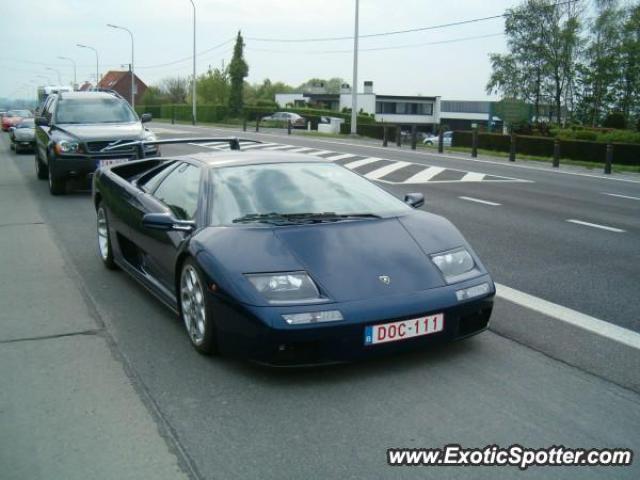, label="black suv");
[34,91,158,195]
